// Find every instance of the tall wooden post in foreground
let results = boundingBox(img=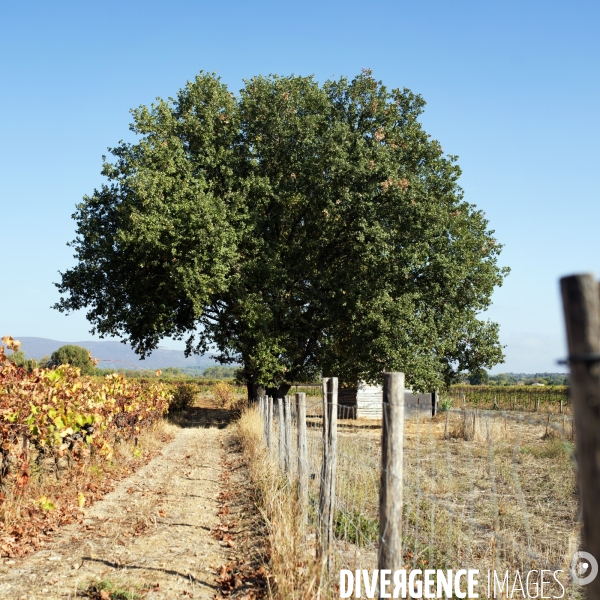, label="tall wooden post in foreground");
[561,273,600,599]
[318,377,338,574]
[378,372,405,573]
[296,392,308,524]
